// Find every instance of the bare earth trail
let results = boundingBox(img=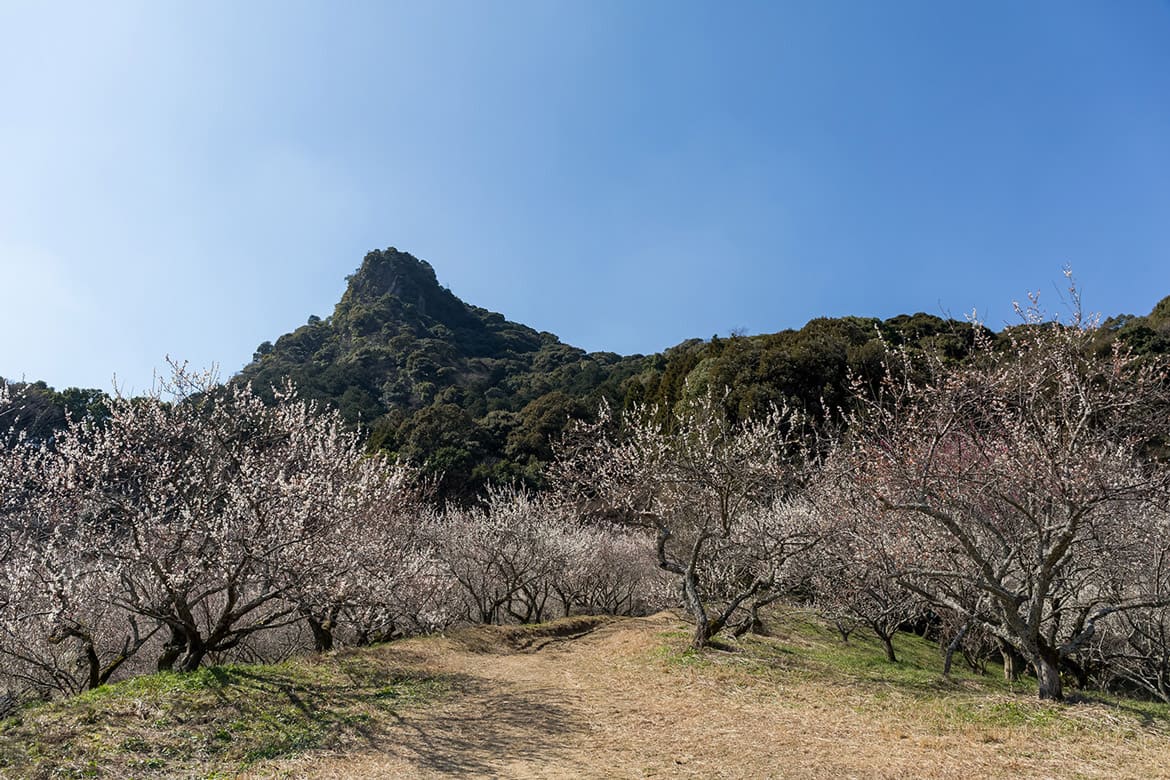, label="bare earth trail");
[252,614,1170,779]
